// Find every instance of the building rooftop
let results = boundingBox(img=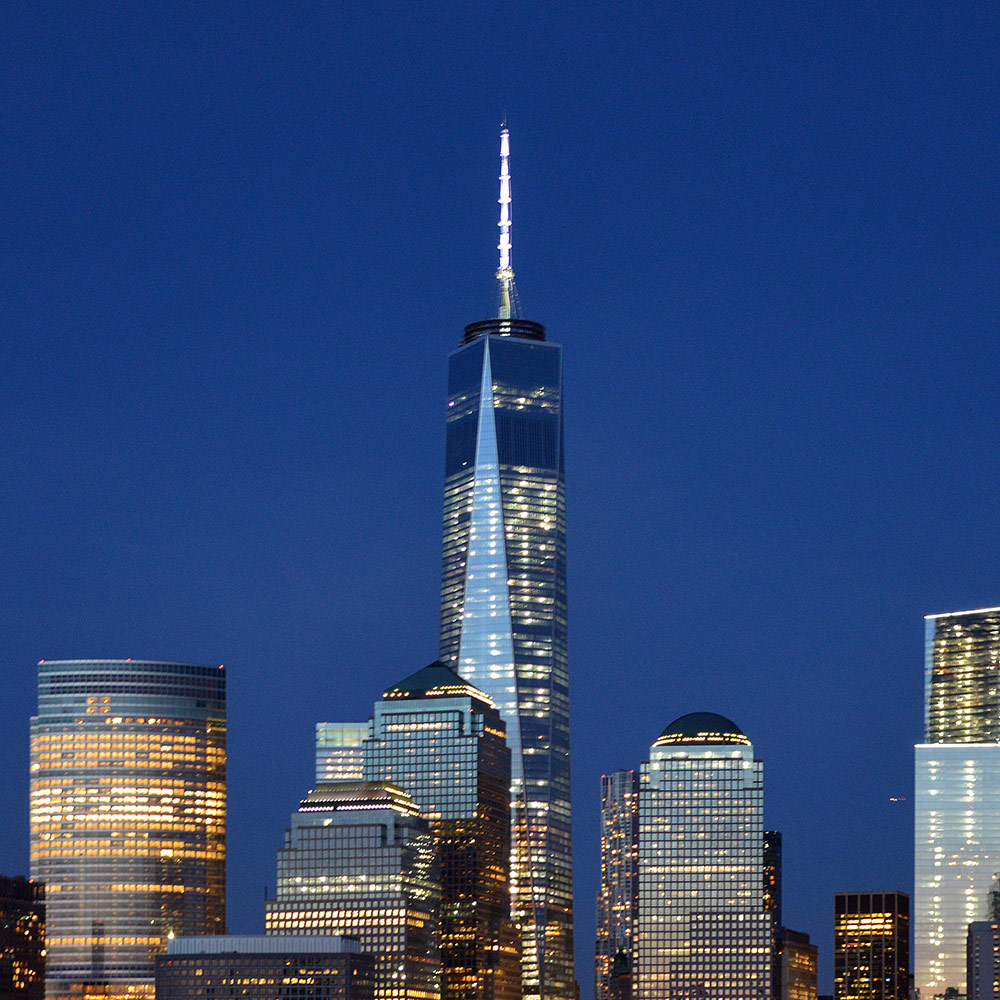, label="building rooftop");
[653,711,751,747]
[382,661,493,705]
